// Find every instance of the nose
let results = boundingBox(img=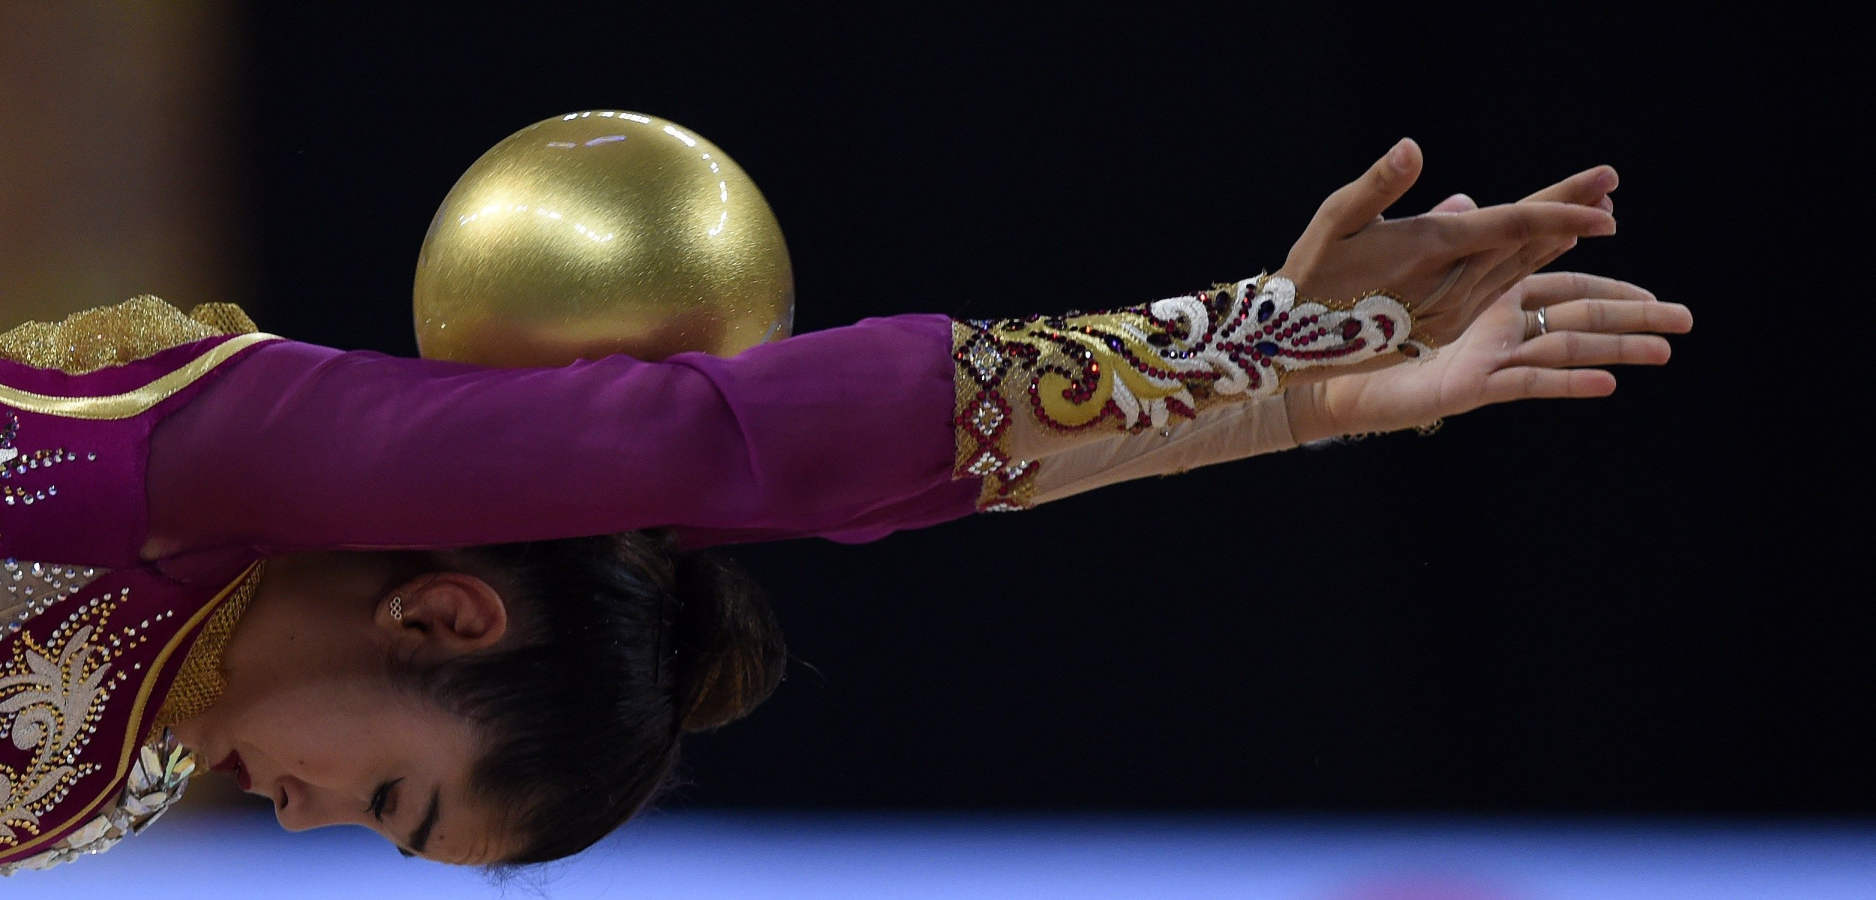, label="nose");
[272,775,364,833]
